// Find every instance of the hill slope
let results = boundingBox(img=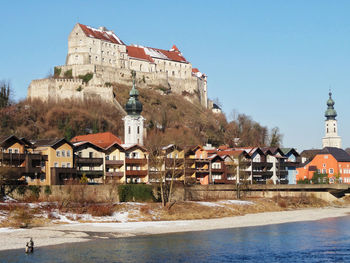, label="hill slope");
[0,84,280,147]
